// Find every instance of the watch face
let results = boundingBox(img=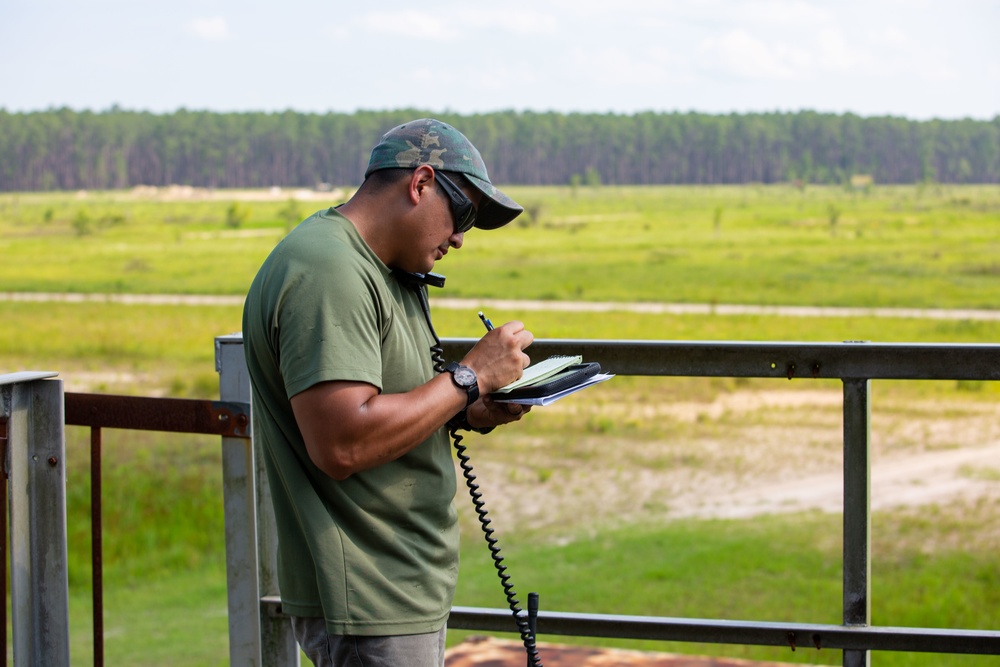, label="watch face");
[453,366,477,387]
